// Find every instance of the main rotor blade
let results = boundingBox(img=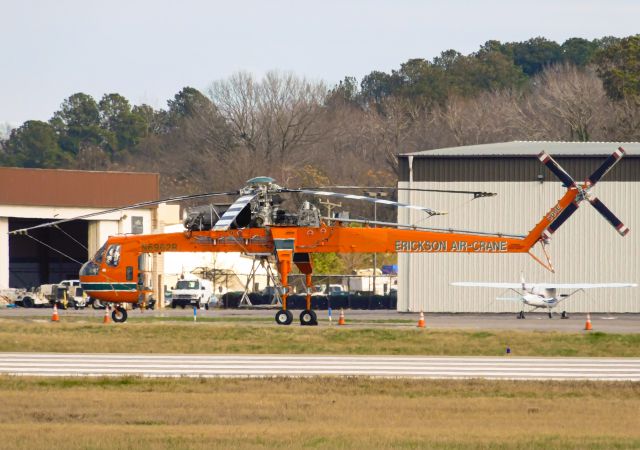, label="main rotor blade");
[547,201,579,234]
[588,196,630,236]
[587,147,626,185]
[212,193,258,231]
[287,189,444,215]
[9,190,239,235]
[320,216,526,238]
[302,186,497,198]
[537,151,576,187]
